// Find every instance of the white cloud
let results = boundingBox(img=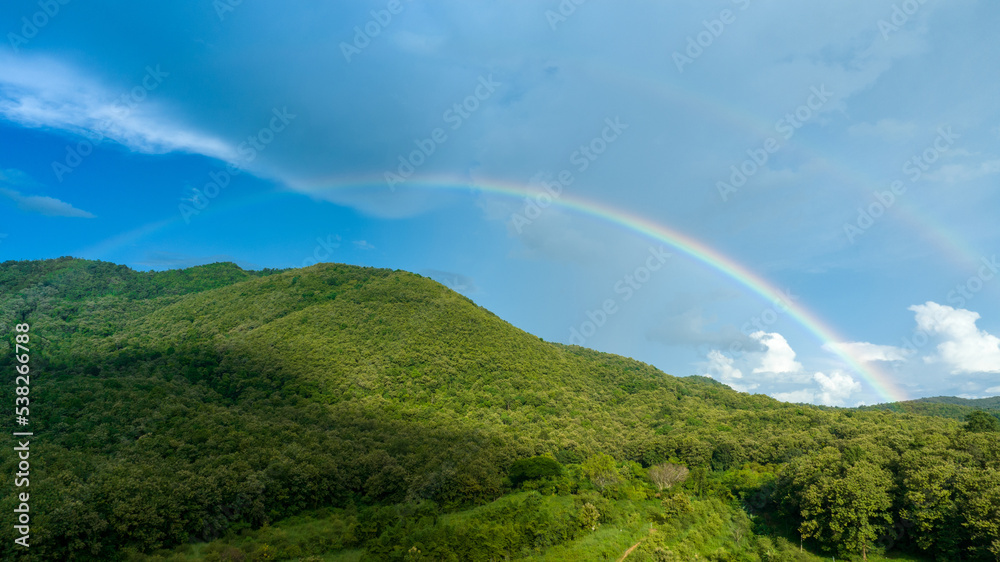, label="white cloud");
[0,54,235,161]
[702,350,761,393]
[910,302,1000,374]
[0,188,95,218]
[771,371,861,406]
[847,118,917,141]
[751,331,803,374]
[0,168,41,188]
[822,341,913,362]
[772,389,815,404]
[704,349,744,382]
[924,159,1000,184]
[814,371,862,406]
[985,386,1000,395]
[353,240,376,251]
